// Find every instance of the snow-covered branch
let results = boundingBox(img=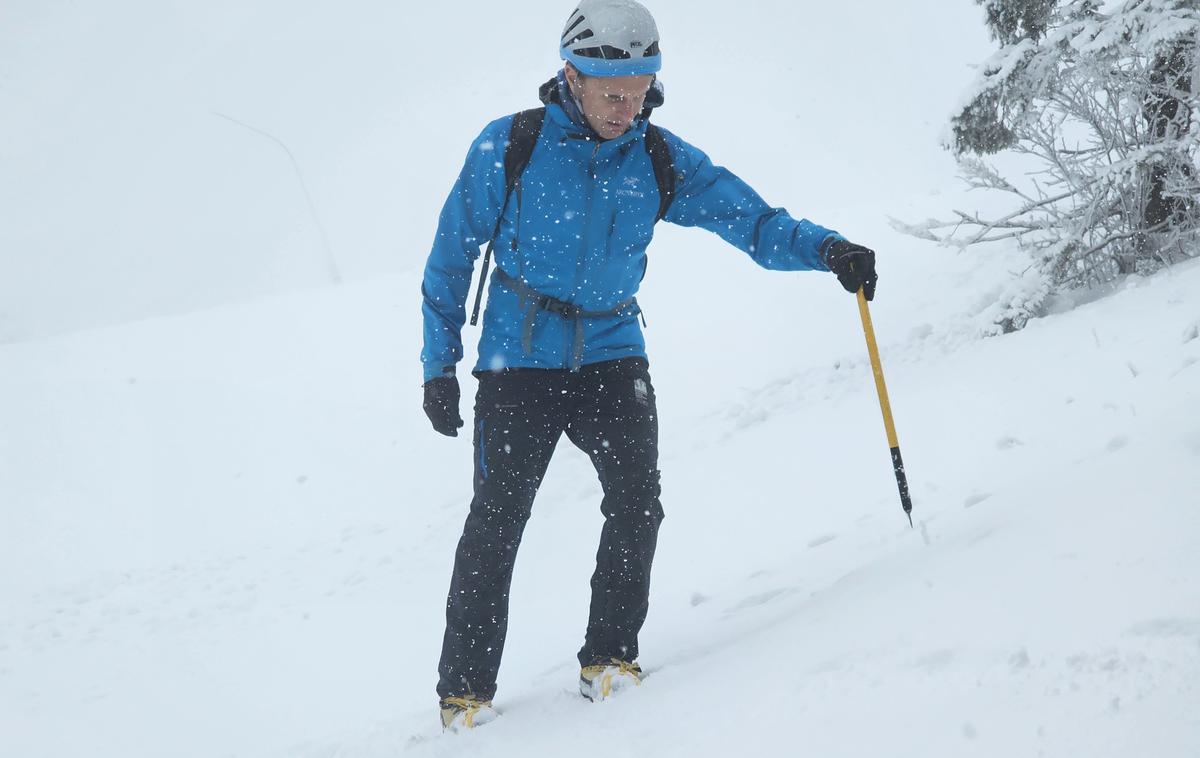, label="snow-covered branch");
[906,0,1200,331]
